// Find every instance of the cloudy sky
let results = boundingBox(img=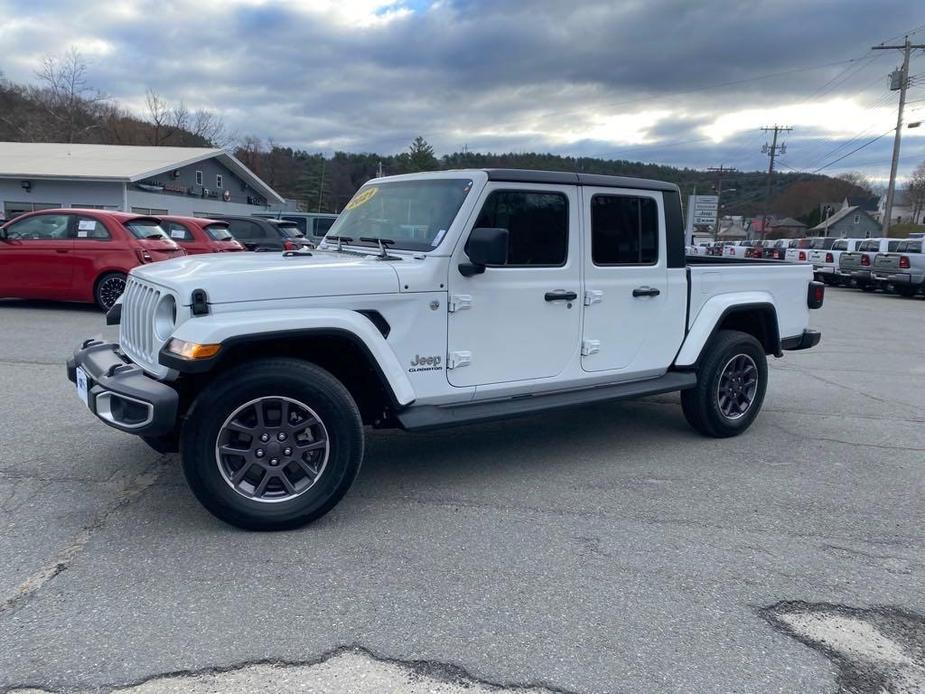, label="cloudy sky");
[1,0,925,181]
